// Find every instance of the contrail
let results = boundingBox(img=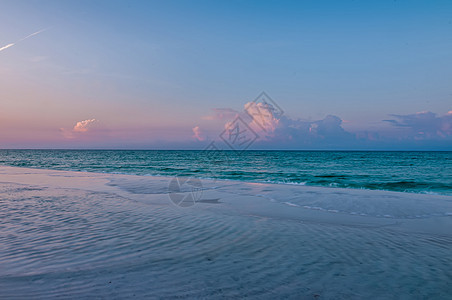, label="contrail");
[18,28,49,42]
[0,28,49,53]
[0,43,14,52]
